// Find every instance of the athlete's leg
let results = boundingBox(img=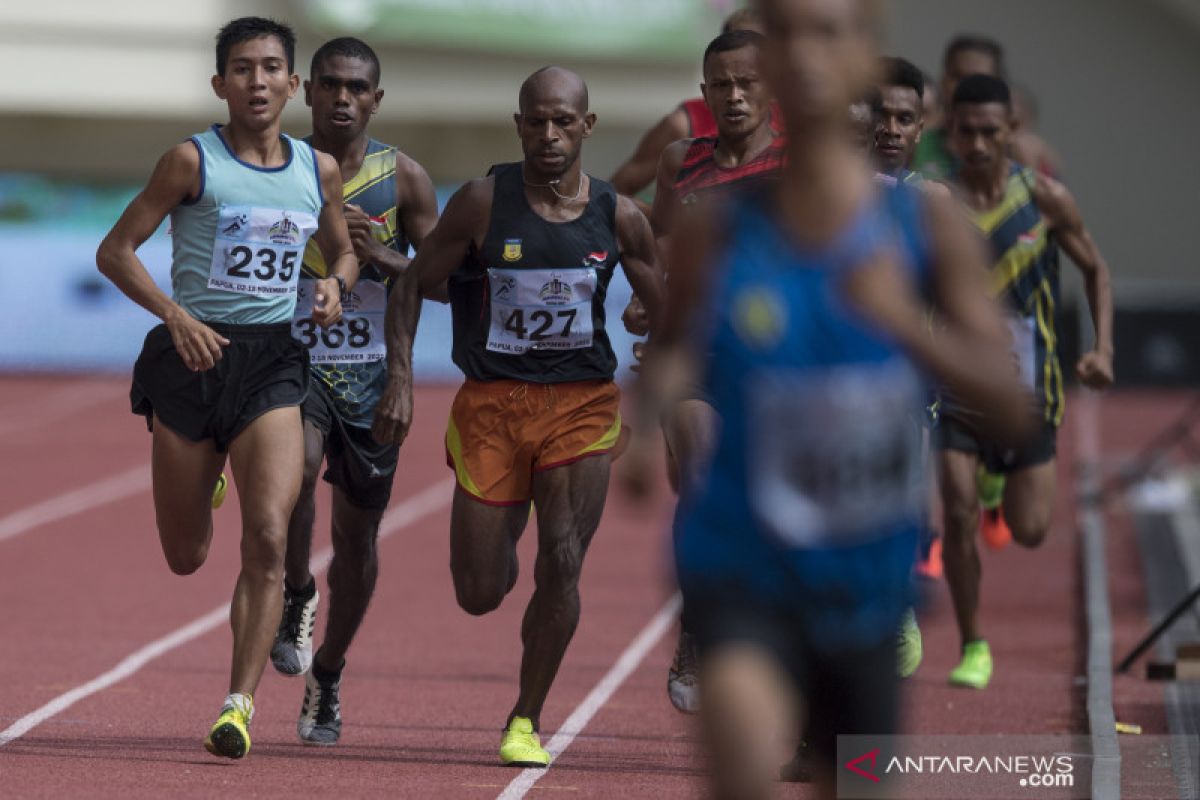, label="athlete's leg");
[226,406,305,695]
[449,491,531,616]
[940,448,983,646]
[314,486,386,670]
[1002,460,1056,549]
[151,416,226,575]
[662,399,721,495]
[283,420,327,590]
[701,643,798,800]
[509,455,610,728]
